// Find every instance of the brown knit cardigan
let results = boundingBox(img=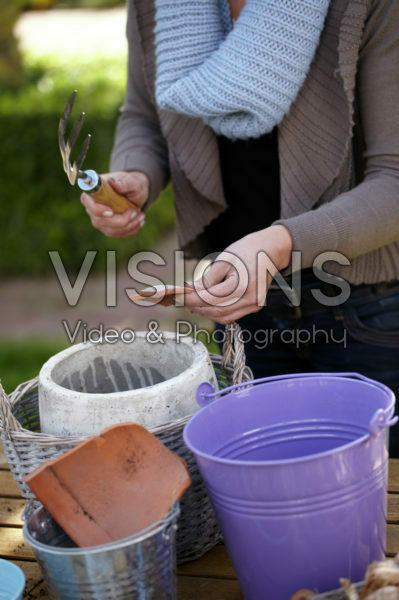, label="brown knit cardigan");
[110,0,399,284]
